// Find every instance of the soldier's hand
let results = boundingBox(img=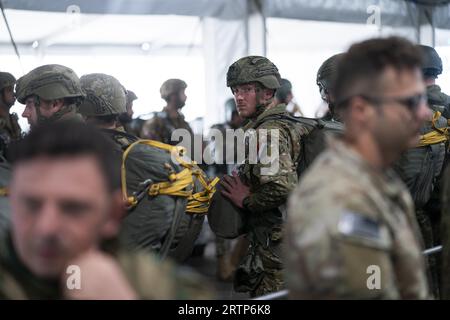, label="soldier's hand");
[62,250,138,300]
[220,172,250,209]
